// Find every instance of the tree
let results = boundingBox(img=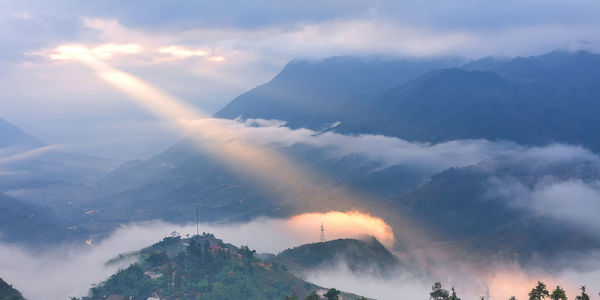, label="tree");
[550,286,567,300]
[574,286,589,300]
[448,287,461,300]
[285,293,299,300]
[304,291,320,300]
[509,297,518,300]
[529,281,550,300]
[324,288,341,300]
[430,282,450,300]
